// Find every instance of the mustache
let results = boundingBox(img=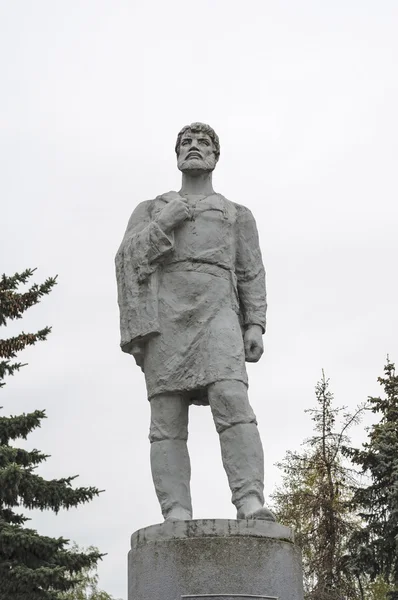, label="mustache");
[179,156,216,168]
[186,150,203,159]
